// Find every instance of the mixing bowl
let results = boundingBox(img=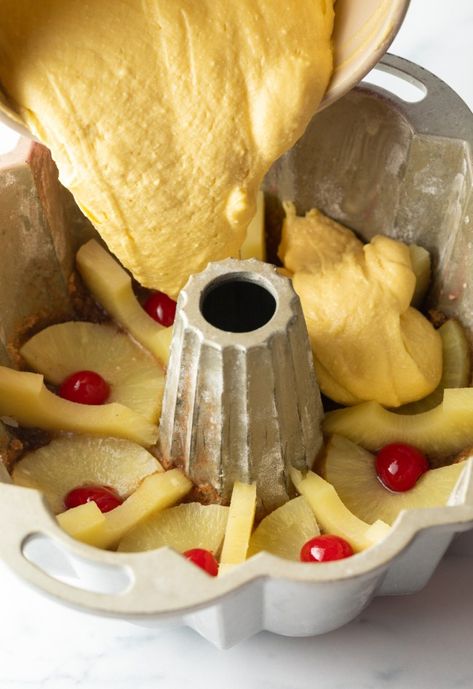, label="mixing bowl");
[0,54,473,648]
[0,0,411,138]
